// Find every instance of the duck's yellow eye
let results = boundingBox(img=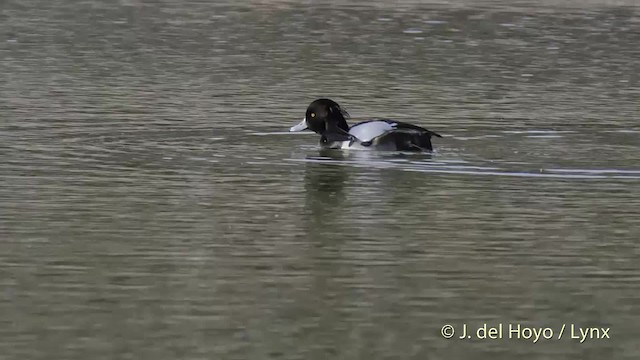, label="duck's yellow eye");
[310,113,315,118]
